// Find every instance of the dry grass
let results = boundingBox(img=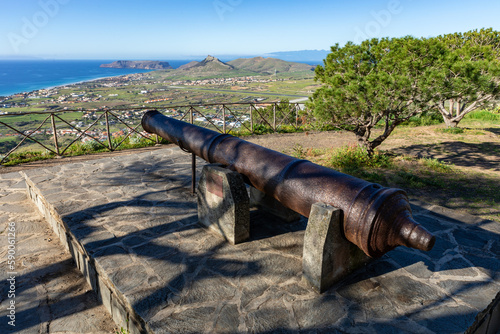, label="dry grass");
[271,118,500,223]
